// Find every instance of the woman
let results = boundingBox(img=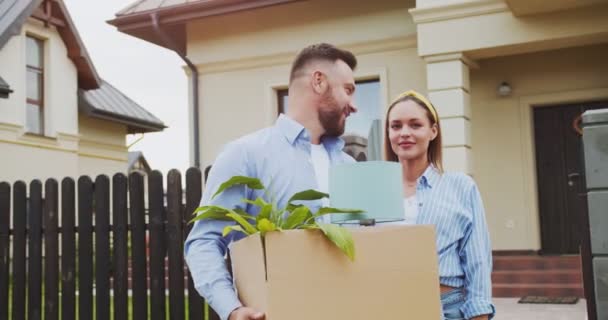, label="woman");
[384,90,495,320]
